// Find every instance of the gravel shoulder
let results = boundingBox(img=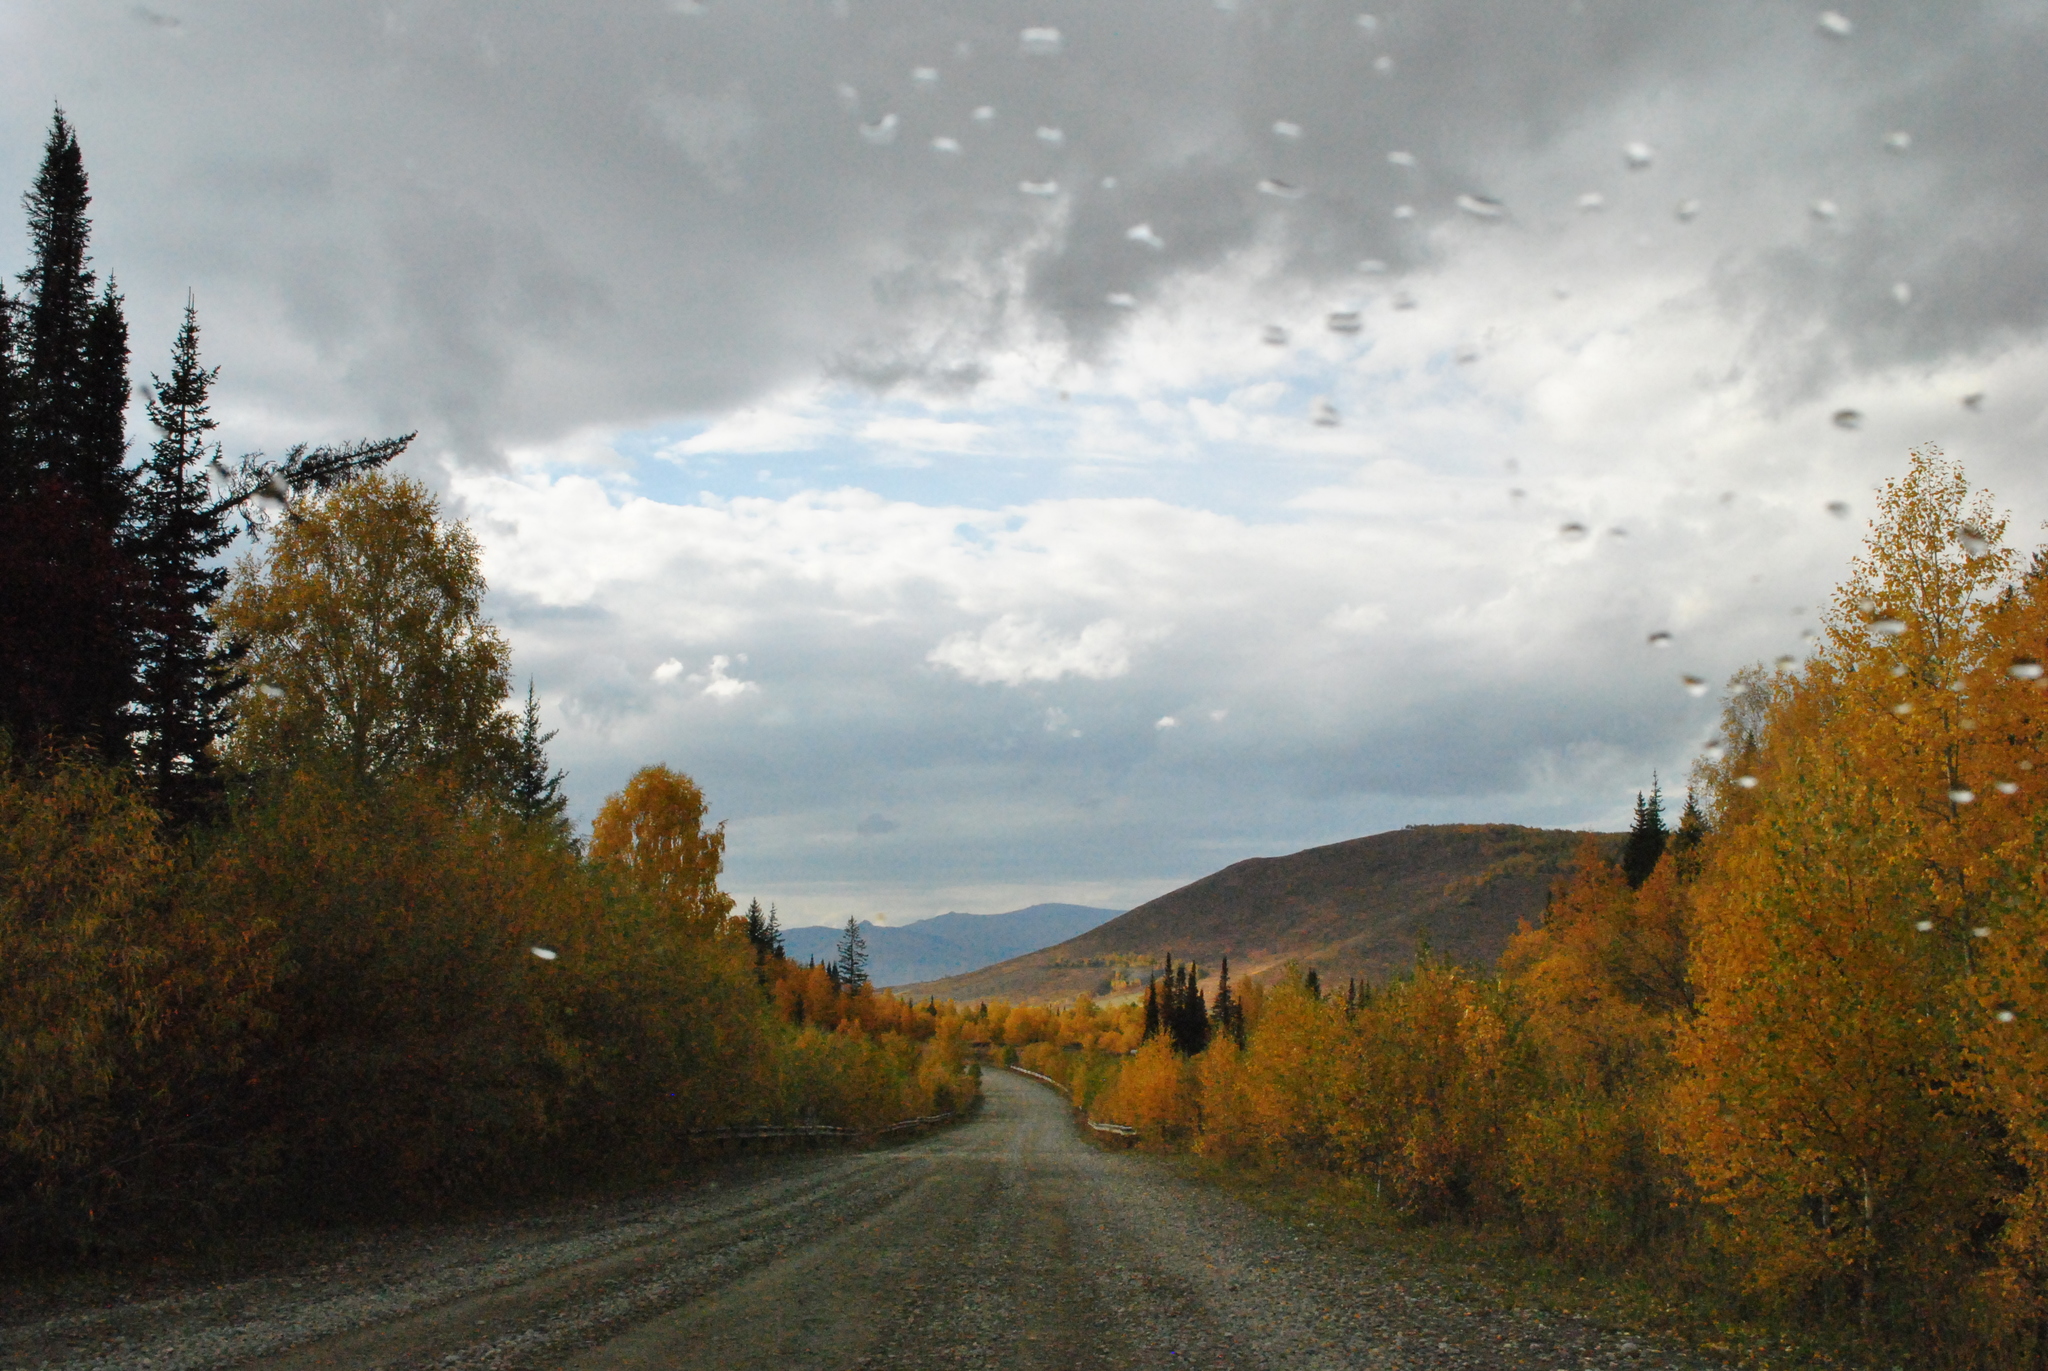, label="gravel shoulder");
[0,1072,1731,1370]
